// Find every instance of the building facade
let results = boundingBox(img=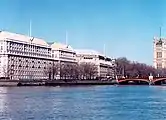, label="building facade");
[153,37,166,69]
[0,31,53,80]
[0,31,78,80]
[75,49,116,78]
[0,31,115,80]
[50,42,77,79]
[50,42,76,63]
